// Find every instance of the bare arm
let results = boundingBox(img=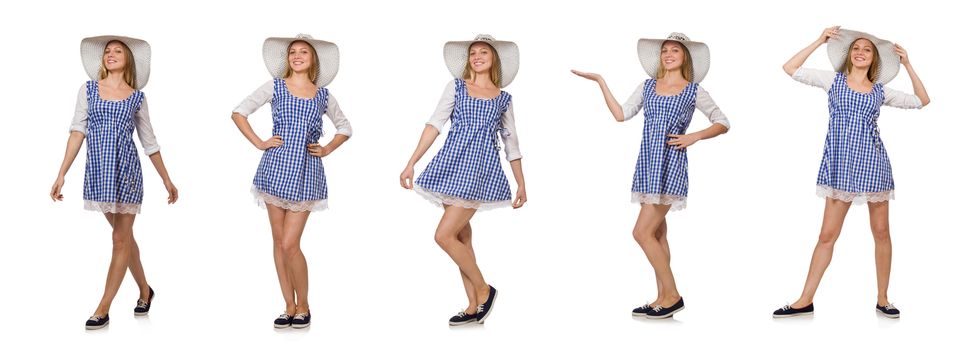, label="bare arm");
[147,151,178,204]
[232,112,282,150]
[399,125,440,189]
[571,70,627,122]
[783,26,839,76]
[894,44,930,106]
[510,159,527,208]
[667,124,728,149]
[50,131,85,201]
